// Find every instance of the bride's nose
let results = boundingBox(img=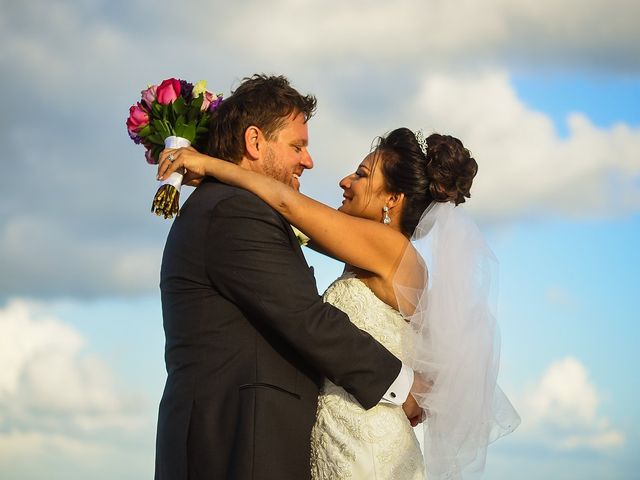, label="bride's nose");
[339,175,351,190]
